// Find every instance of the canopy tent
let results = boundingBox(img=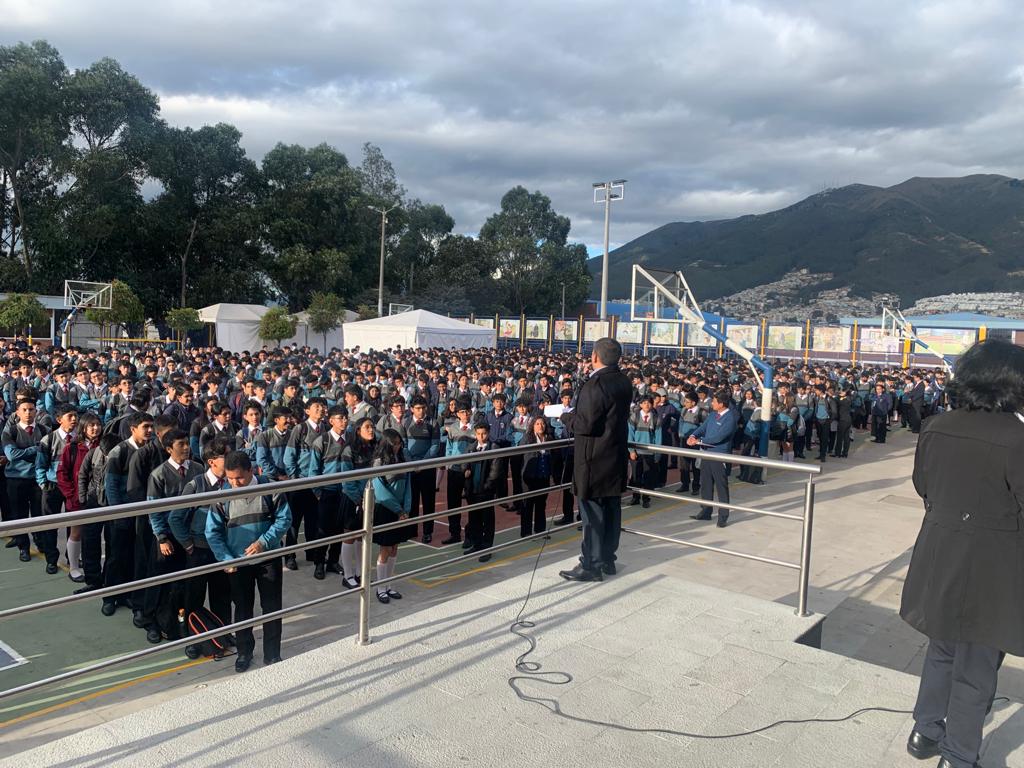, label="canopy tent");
[340,310,496,351]
[198,304,356,353]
